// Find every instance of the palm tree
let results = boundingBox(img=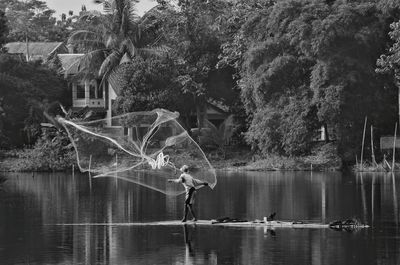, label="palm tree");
[67,0,167,92]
